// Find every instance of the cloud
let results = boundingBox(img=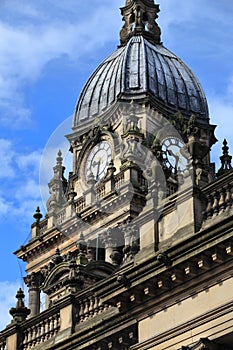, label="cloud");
[0,140,42,221]
[0,280,22,330]
[16,151,42,176]
[0,139,16,178]
[0,1,120,129]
